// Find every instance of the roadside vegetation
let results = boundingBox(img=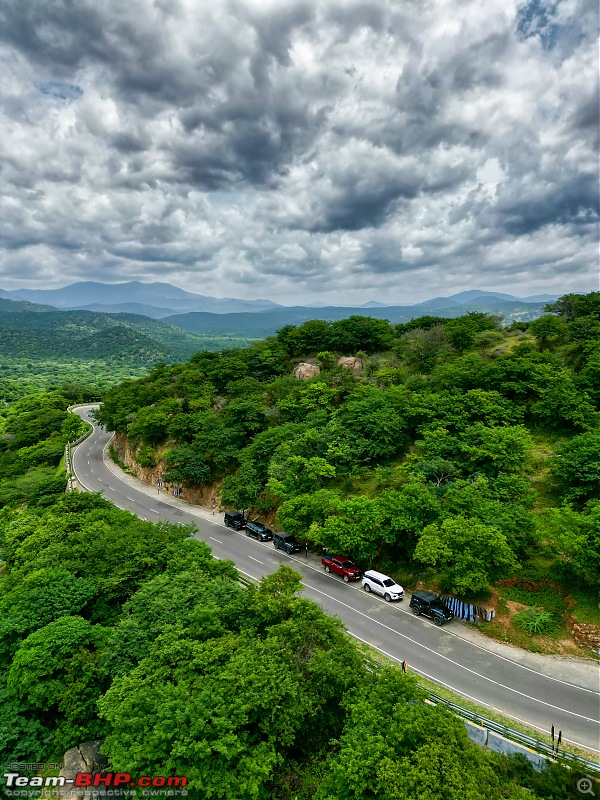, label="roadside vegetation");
[0,389,90,507]
[96,293,600,653]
